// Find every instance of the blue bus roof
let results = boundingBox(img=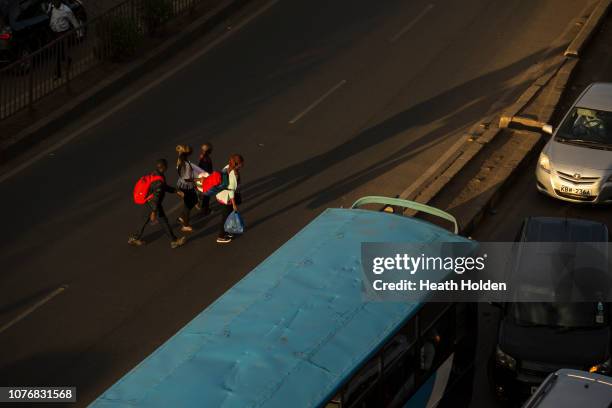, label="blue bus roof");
[90,208,472,408]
